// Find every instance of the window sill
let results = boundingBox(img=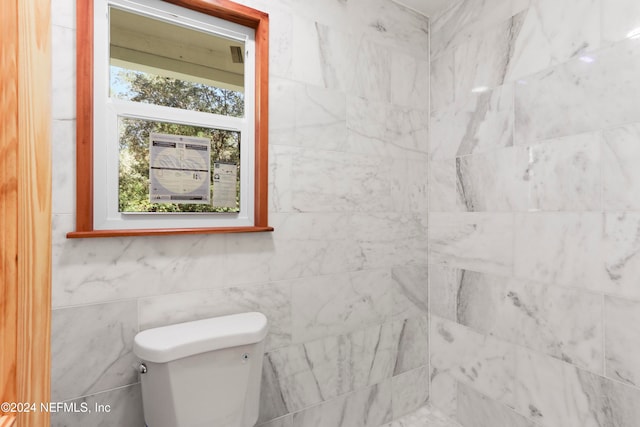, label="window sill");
[67,225,274,238]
